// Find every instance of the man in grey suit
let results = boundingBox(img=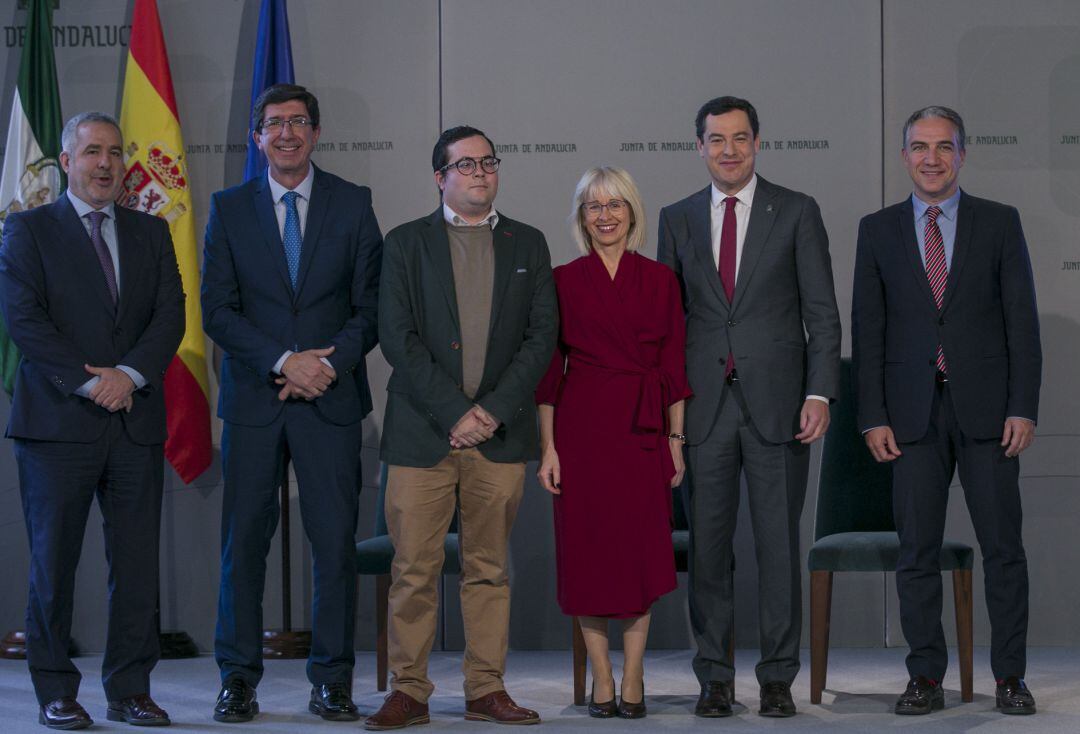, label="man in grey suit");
[853,106,1040,716]
[658,96,841,718]
[365,126,556,730]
